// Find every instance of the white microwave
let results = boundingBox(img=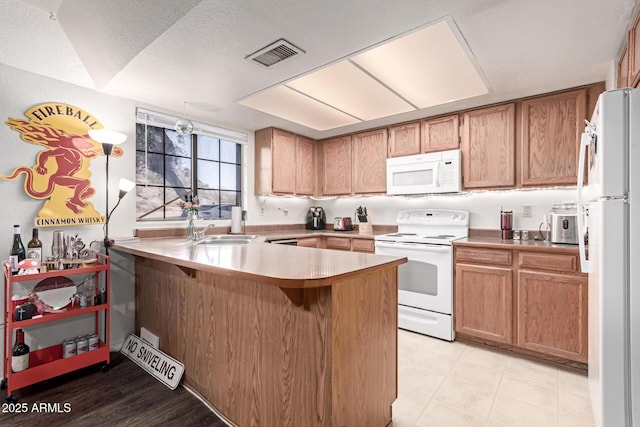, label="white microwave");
[386,149,461,195]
